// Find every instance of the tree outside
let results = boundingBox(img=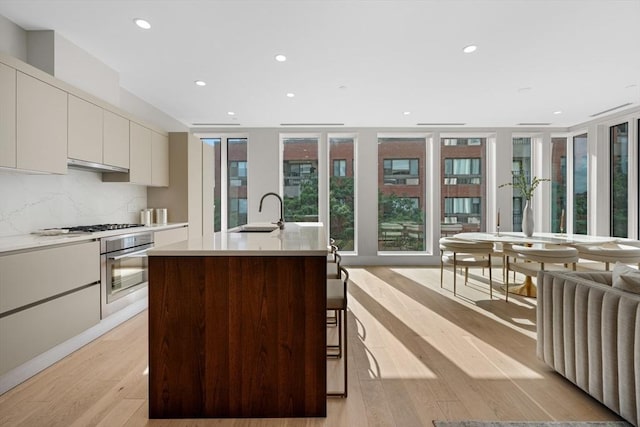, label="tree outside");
[284,175,318,222]
[329,176,355,251]
[378,191,424,251]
